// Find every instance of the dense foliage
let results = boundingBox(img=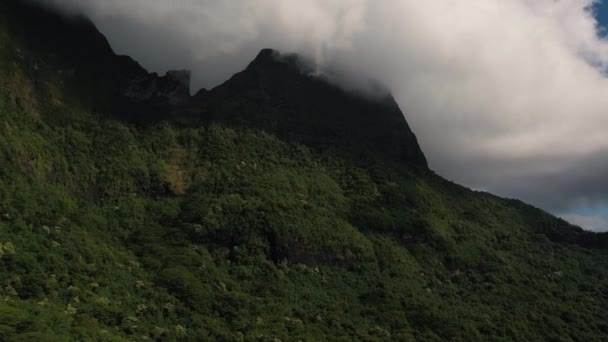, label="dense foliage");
[2,1,608,341]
